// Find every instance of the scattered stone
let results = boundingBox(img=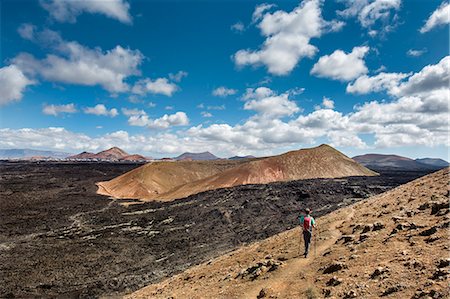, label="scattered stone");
[322,288,332,297]
[373,222,385,231]
[437,258,450,268]
[381,284,404,296]
[425,236,440,243]
[343,289,357,298]
[349,254,360,260]
[326,276,342,286]
[405,210,414,217]
[439,221,450,229]
[337,235,355,244]
[370,266,390,279]
[419,227,437,236]
[362,224,373,233]
[392,216,405,223]
[389,228,399,236]
[323,261,347,274]
[431,269,448,280]
[257,287,270,298]
[359,234,370,242]
[418,203,430,210]
[413,289,444,299]
[431,201,448,215]
[323,251,332,257]
[277,256,288,262]
[236,259,283,280]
